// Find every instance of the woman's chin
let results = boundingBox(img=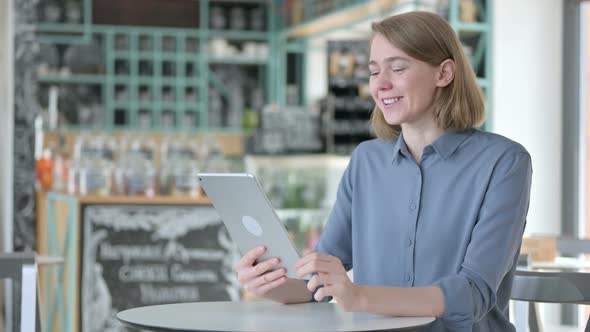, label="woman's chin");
[383,115,403,126]
[381,108,404,126]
